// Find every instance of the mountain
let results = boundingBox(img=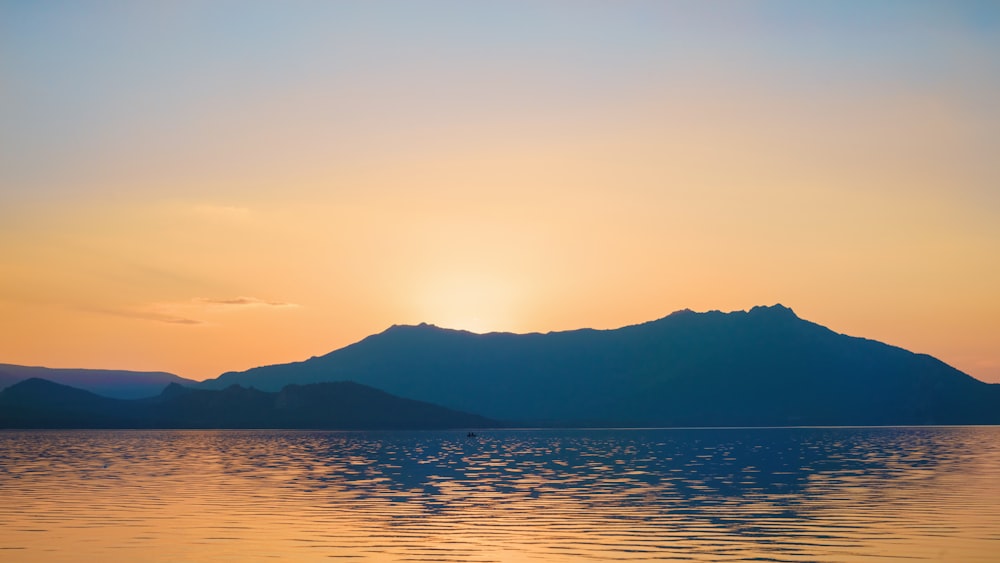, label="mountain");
[0,364,197,399]
[0,378,495,429]
[0,378,145,428]
[202,305,1000,426]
